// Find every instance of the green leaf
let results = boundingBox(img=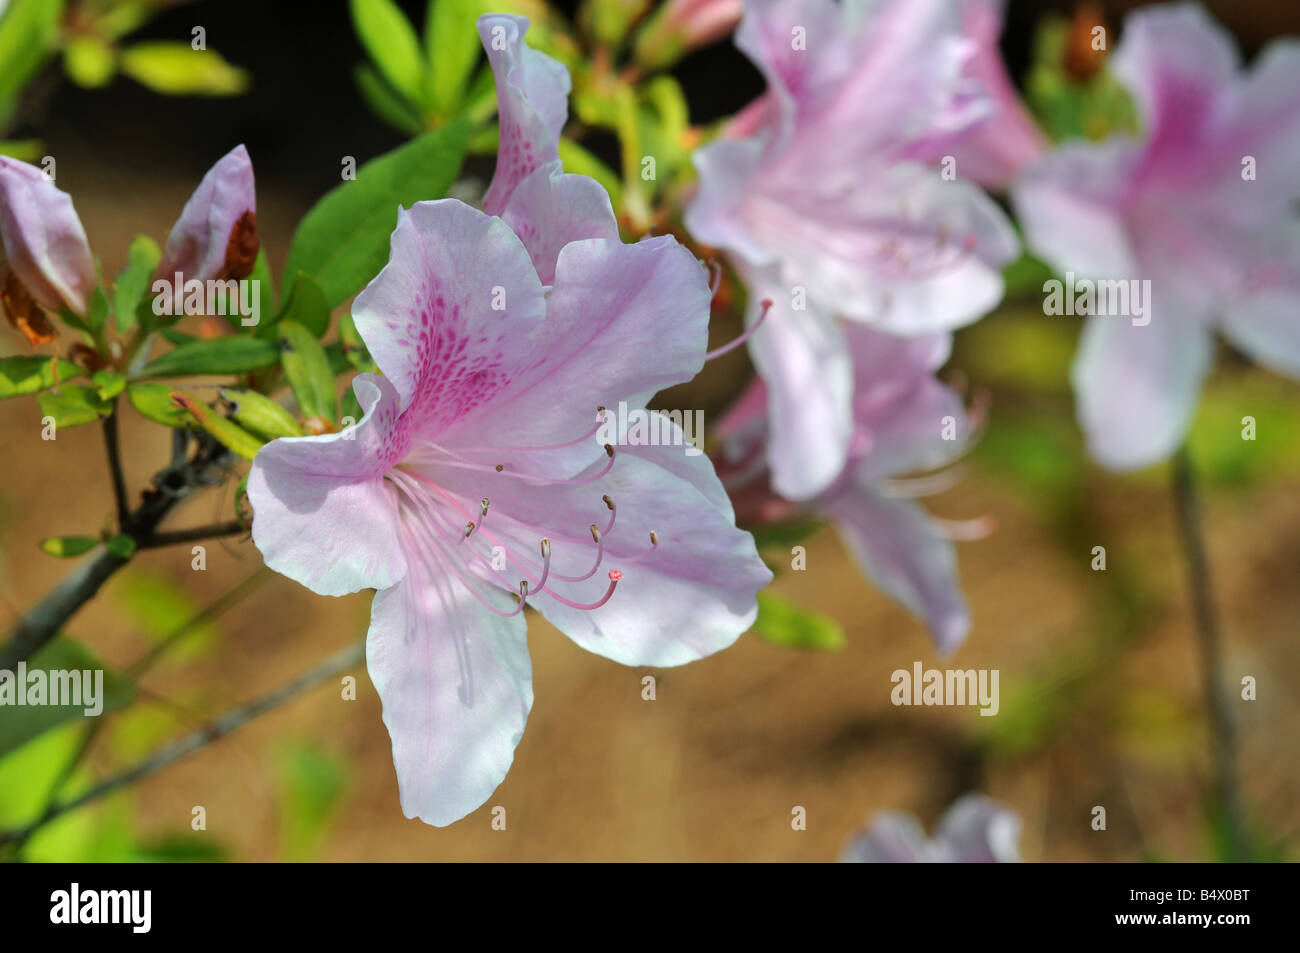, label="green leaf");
[283,121,469,308]
[135,336,280,379]
[170,393,264,461]
[0,356,79,399]
[278,321,337,424]
[273,273,331,339]
[126,382,196,428]
[0,639,136,758]
[354,63,424,135]
[92,370,126,401]
[118,43,250,96]
[425,0,485,115]
[39,536,99,558]
[278,743,347,860]
[351,0,426,102]
[220,388,301,440]
[37,385,110,429]
[113,570,220,662]
[63,34,116,88]
[752,592,847,652]
[114,235,162,334]
[340,386,363,429]
[105,533,137,559]
[556,139,623,209]
[0,0,64,104]
[248,248,276,329]
[338,312,378,373]
[0,138,44,162]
